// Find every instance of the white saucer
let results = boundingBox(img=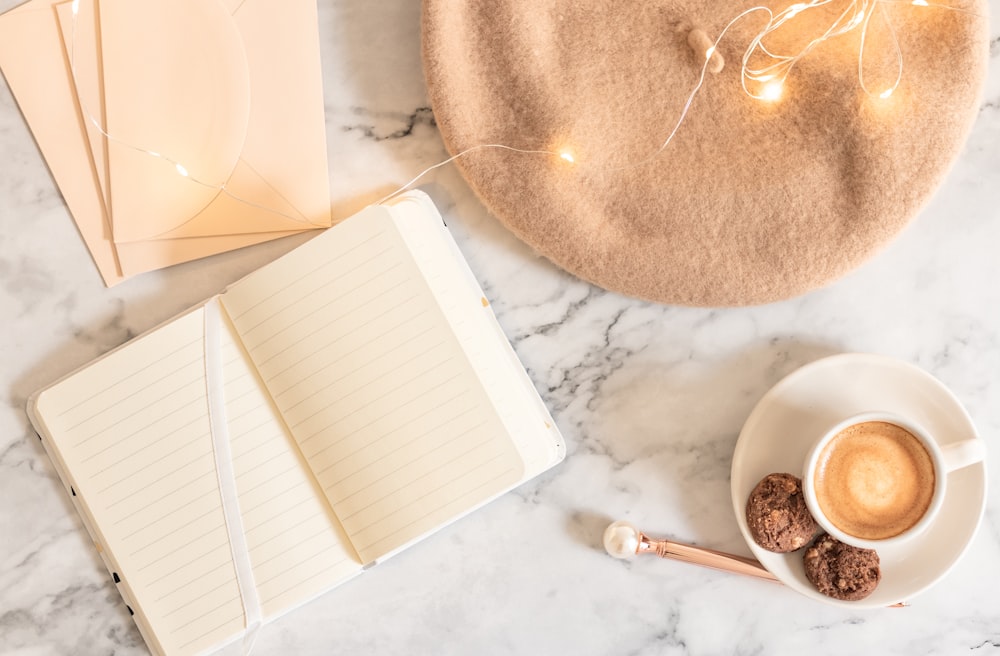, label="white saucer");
[731,353,987,608]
